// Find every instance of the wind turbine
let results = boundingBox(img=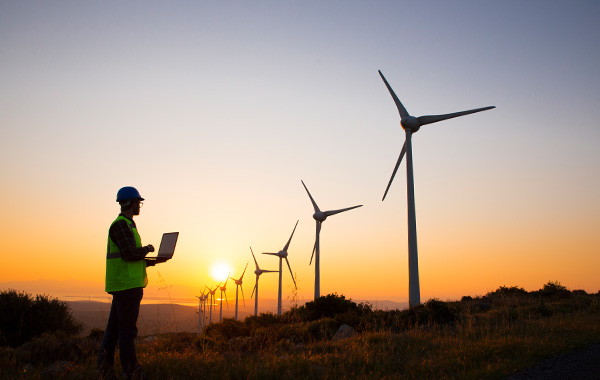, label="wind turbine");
[263,220,299,315]
[250,246,278,316]
[231,263,249,320]
[207,283,220,324]
[378,70,495,308]
[195,289,207,335]
[218,273,230,322]
[301,180,363,300]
